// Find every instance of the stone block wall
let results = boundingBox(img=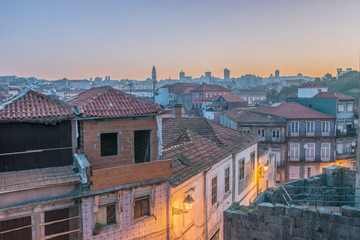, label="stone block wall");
[224,203,360,240]
[255,166,357,208]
